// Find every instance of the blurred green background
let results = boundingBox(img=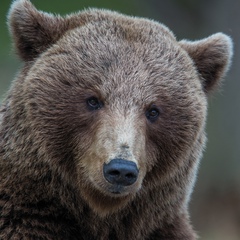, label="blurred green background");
[1,0,239,239]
